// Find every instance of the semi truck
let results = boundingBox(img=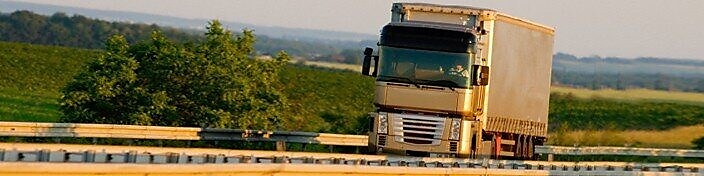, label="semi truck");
[361,3,554,159]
